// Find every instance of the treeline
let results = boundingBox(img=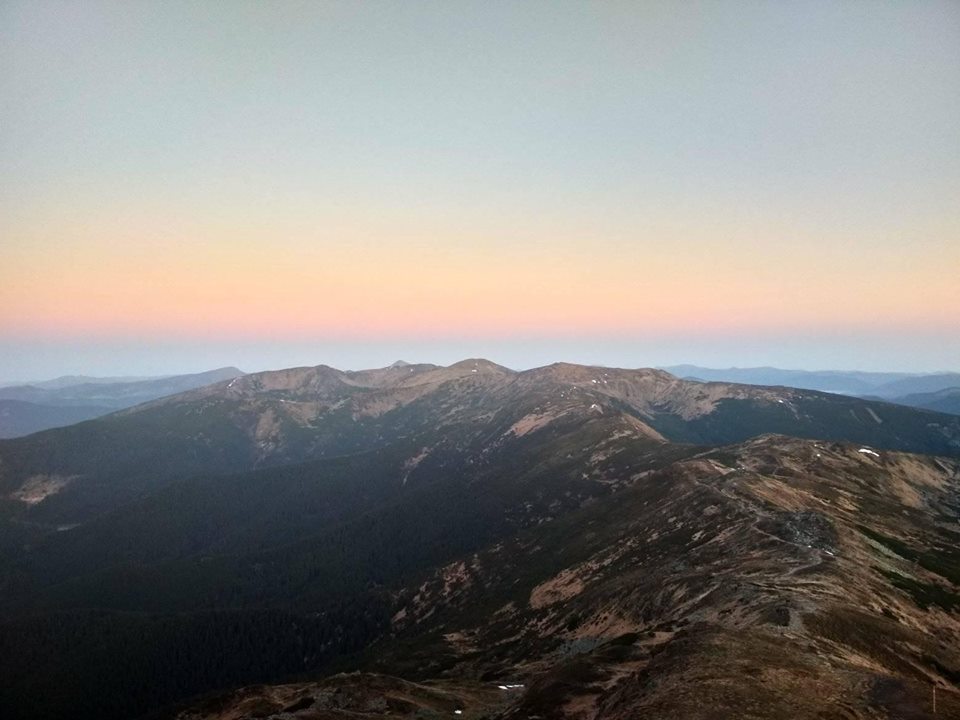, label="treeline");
[0,453,517,720]
[0,600,388,720]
